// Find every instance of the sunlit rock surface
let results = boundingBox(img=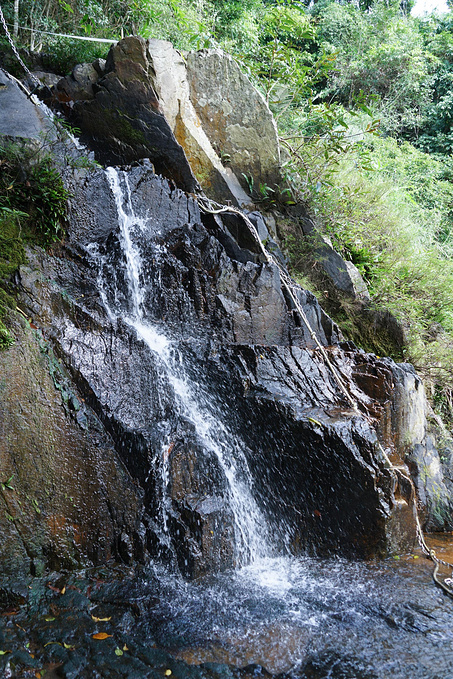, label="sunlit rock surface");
[186,48,281,196]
